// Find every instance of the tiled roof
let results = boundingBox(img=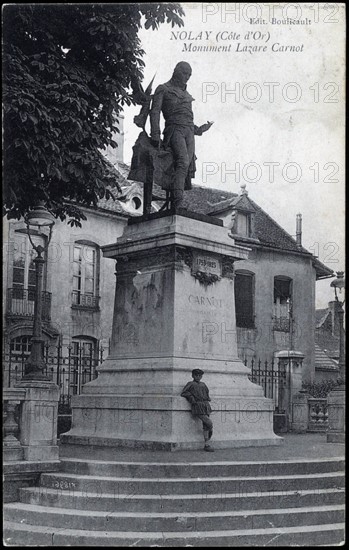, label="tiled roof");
[249,198,311,254]
[97,186,127,215]
[182,186,238,213]
[96,175,333,277]
[185,187,333,277]
[316,308,330,327]
[208,193,255,214]
[96,161,137,216]
[315,328,339,358]
[182,185,324,257]
[111,161,133,181]
[314,344,339,371]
